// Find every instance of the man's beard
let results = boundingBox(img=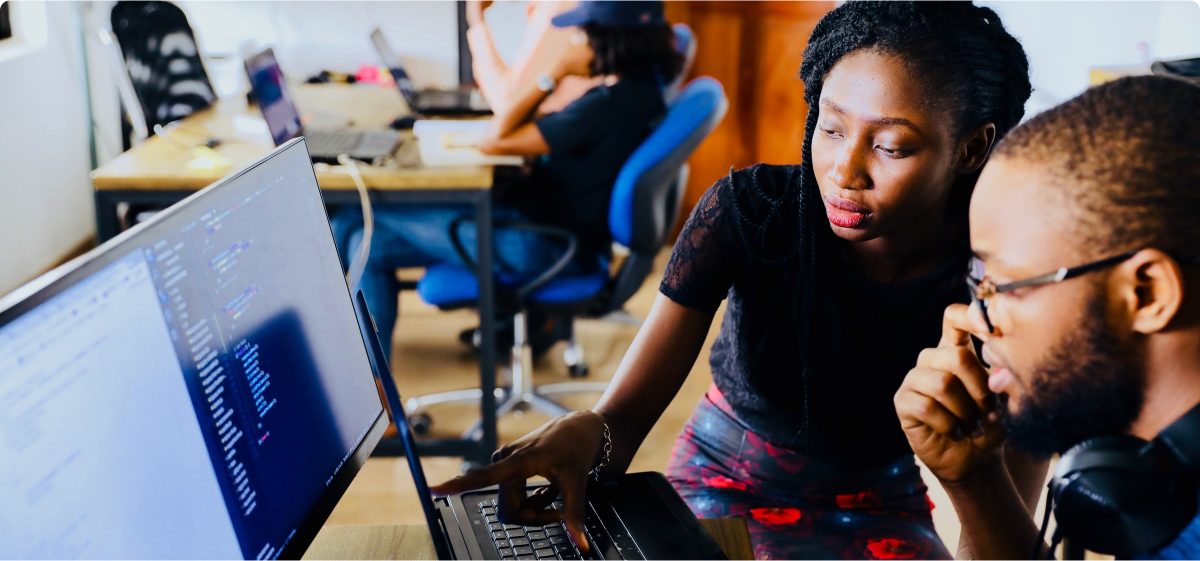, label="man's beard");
[999,299,1146,458]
